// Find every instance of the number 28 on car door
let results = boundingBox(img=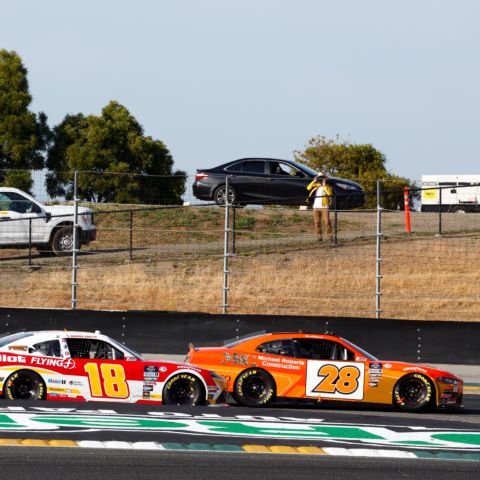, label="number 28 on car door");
[306,361,365,400]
